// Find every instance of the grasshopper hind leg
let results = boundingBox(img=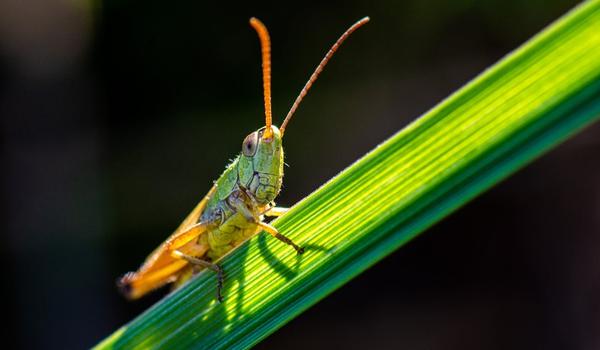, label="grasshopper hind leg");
[173,250,225,302]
